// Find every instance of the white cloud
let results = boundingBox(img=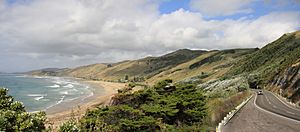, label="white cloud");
[0,0,299,72]
[218,12,300,48]
[190,0,254,16]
